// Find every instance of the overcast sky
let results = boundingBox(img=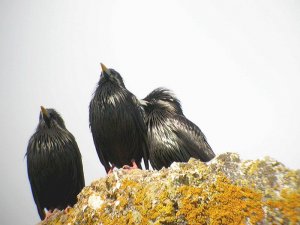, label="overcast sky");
[1,1,300,224]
